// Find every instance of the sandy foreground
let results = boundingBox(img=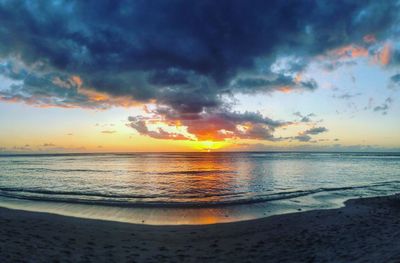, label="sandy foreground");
[1,195,400,263]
